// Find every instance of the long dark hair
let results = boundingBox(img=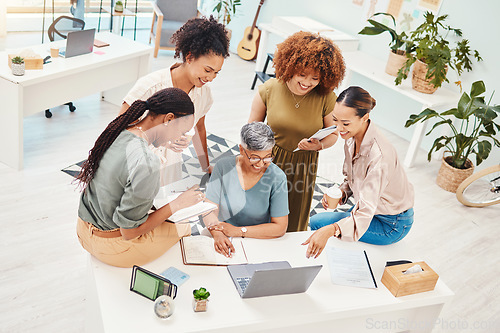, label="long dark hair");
[77,88,194,188]
[336,86,376,117]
